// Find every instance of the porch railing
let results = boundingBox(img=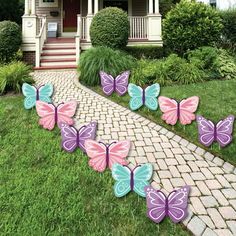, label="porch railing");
[129,16,148,39]
[35,15,47,67]
[78,16,148,41]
